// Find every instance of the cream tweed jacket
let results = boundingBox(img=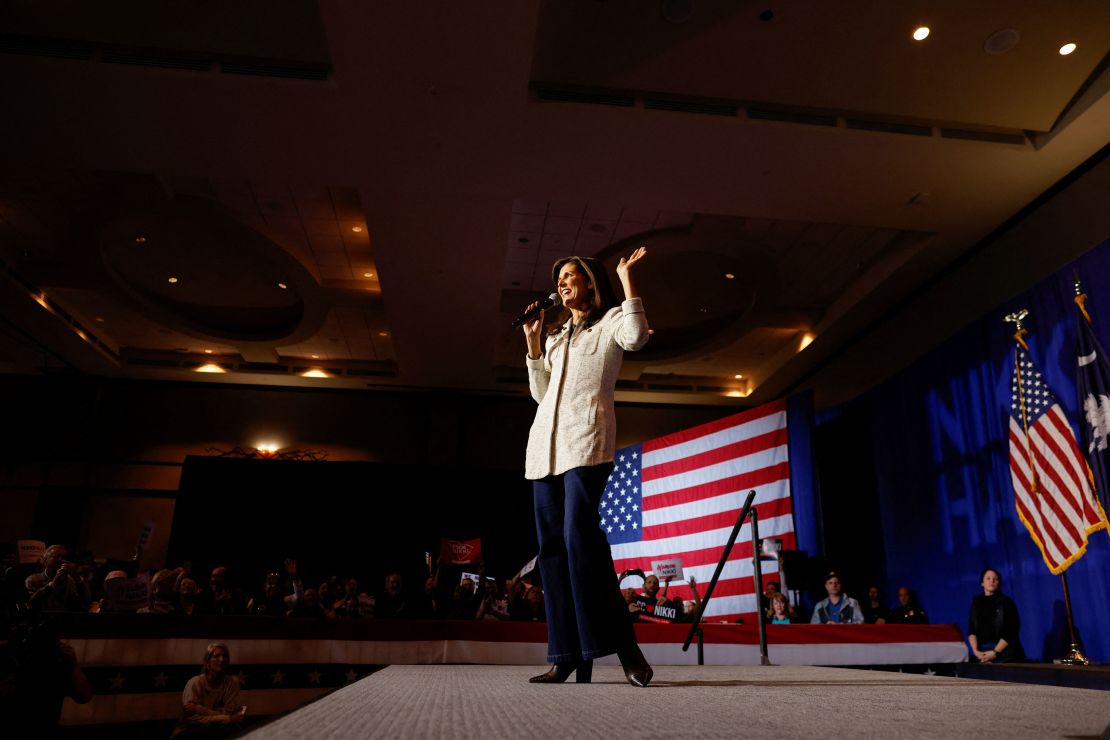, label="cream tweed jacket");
[524,298,649,480]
